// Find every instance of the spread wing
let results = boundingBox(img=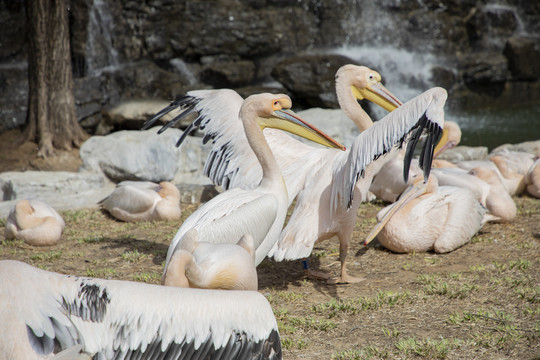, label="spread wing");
[1,260,281,360]
[141,89,316,201]
[332,87,447,210]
